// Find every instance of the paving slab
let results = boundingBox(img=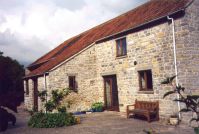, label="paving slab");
[2,105,195,134]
